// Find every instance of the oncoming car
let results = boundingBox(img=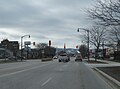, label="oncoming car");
[53,56,58,59]
[58,54,70,62]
